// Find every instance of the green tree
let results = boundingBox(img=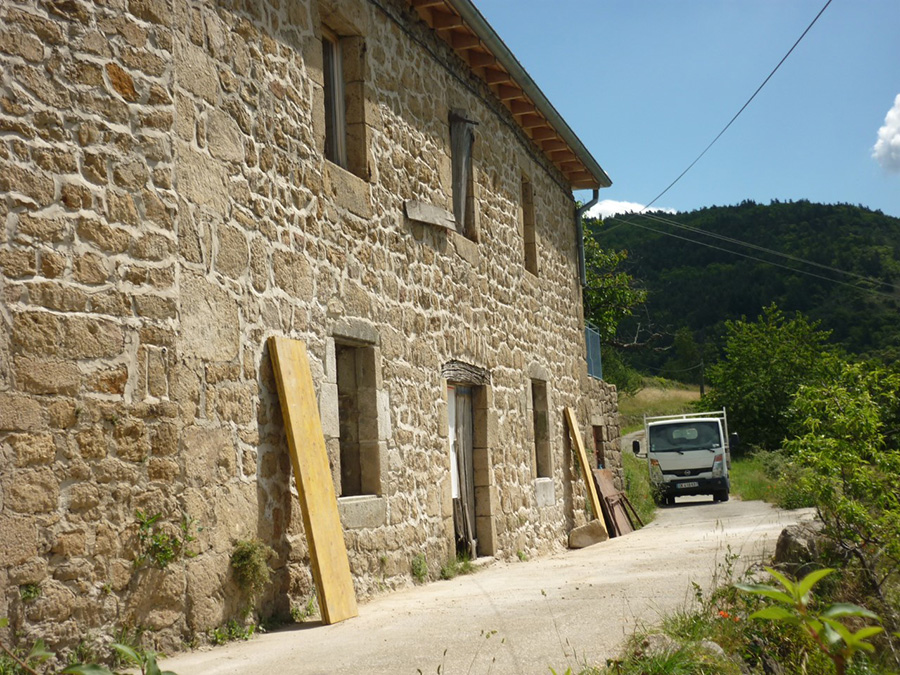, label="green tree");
[582,229,647,346]
[704,304,839,450]
[785,361,900,625]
